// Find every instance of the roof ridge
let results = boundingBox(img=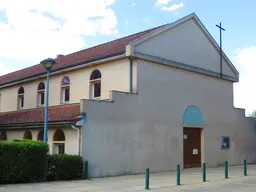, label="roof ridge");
[56,23,168,60]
